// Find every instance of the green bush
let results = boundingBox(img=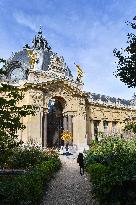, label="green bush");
[0,146,61,204]
[4,146,59,169]
[85,136,136,204]
[0,158,61,205]
[6,146,47,169]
